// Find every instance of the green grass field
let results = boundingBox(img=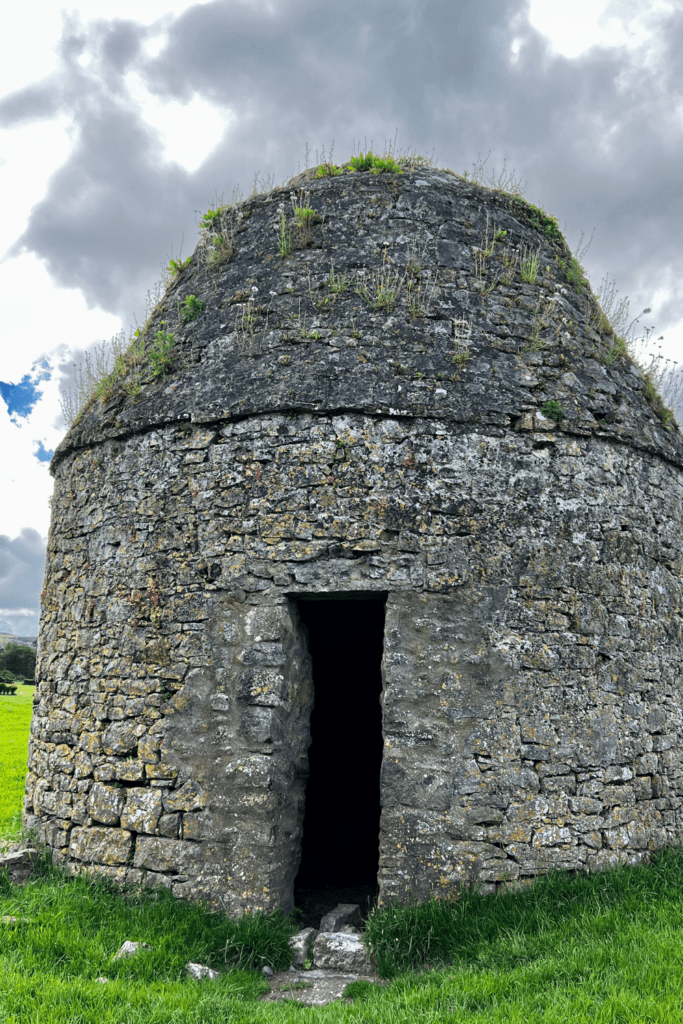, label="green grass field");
[0,688,33,838]
[3,692,683,1022]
